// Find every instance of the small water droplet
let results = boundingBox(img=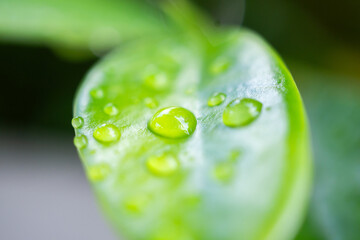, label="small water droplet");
[222,98,262,127]
[93,124,120,143]
[71,116,84,129]
[213,162,234,183]
[90,88,104,99]
[207,92,226,107]
[124,195,149,213]
[210,58,231,75]
[74,135,88,149]
[146,154,179,176]
[144,97,158,109]
[87,163,111,181]
[148,107,197,139]
[144,72,169,90]
[103,103,119,116]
